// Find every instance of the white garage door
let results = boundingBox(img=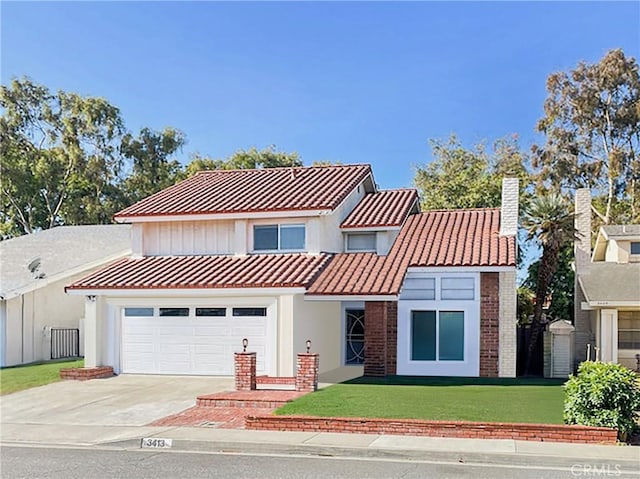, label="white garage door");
[121,307,269,375]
